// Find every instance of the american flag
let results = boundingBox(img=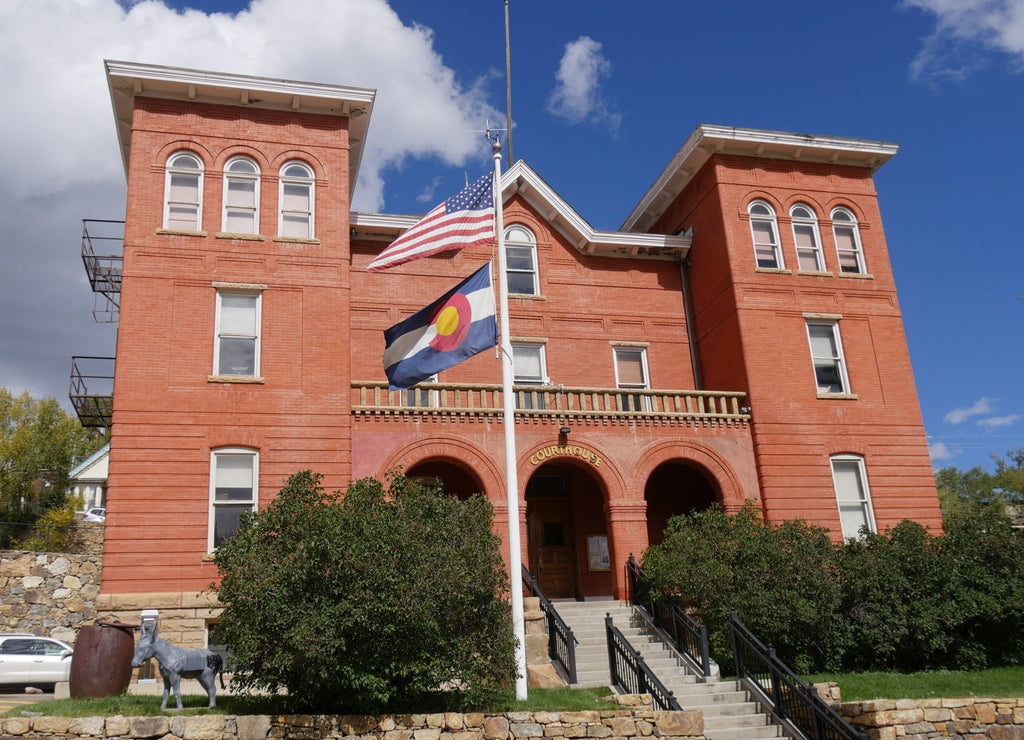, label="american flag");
[366,174,495,271]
